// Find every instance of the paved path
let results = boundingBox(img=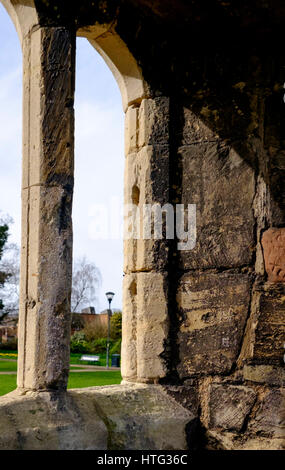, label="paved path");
[0,371,17,375]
